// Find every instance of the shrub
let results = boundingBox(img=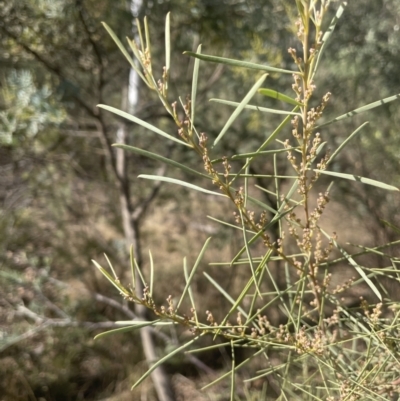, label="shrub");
[95,2,400,400]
